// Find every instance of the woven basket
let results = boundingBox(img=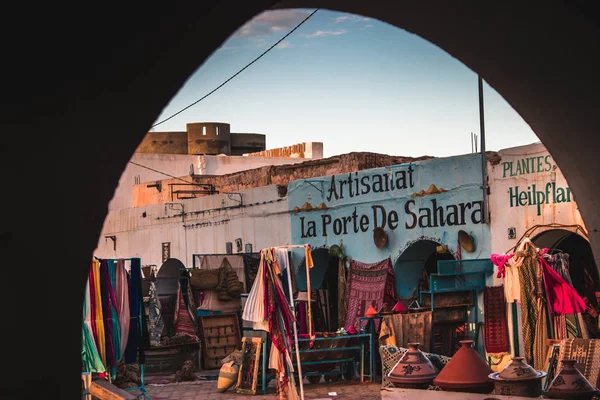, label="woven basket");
[190,269,219,290]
